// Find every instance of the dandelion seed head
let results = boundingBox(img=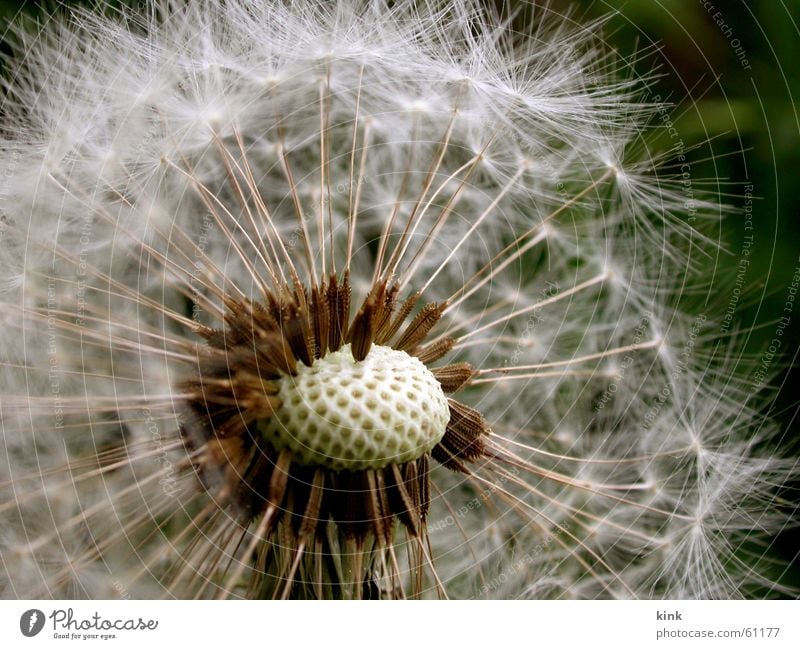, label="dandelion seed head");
[0,0,795,600]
